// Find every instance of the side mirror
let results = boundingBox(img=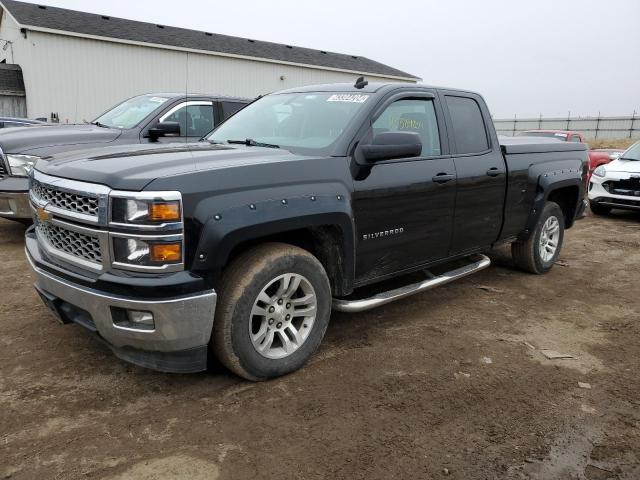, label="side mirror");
[148,121,181,141]
[360,132,422,162]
